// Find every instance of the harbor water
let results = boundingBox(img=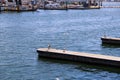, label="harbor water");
[0,2,120,80]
